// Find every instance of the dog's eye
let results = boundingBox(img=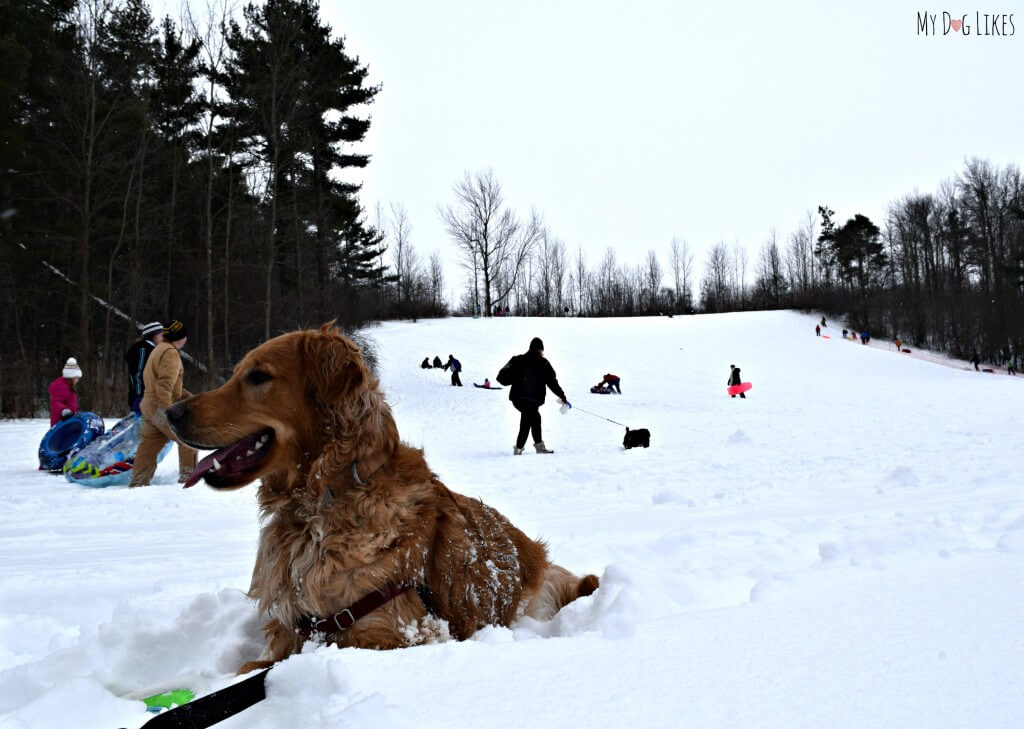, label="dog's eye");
[246,369,272,386]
